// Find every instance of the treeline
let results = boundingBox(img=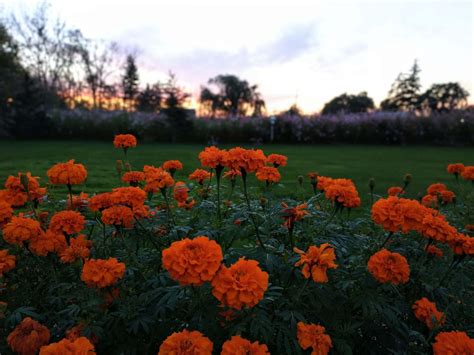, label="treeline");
[0,2,471,140]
